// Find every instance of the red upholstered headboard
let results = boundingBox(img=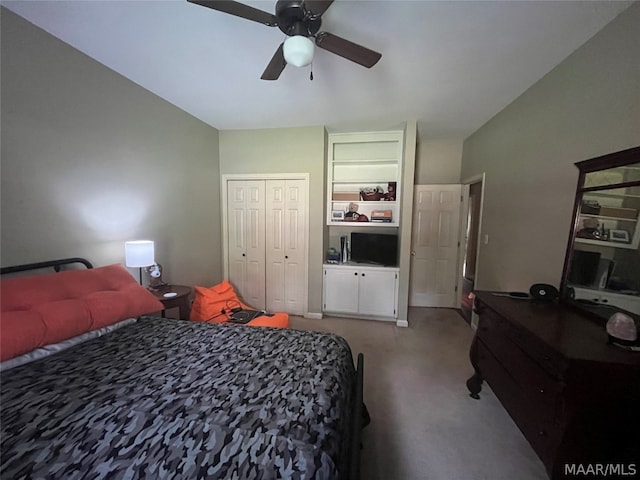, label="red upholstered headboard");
[0,259,163,361]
